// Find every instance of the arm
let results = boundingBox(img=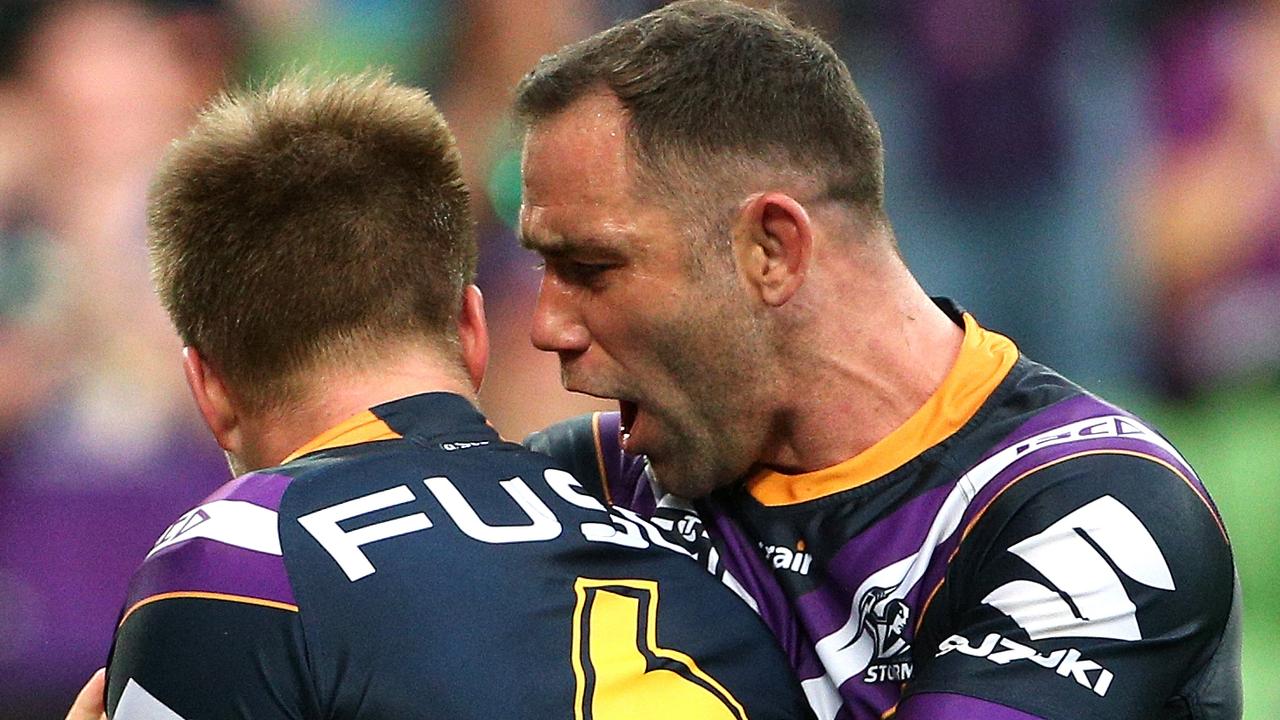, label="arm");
[66,669,106,720]
[900,454,1240,719]
[107,595,312,720]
